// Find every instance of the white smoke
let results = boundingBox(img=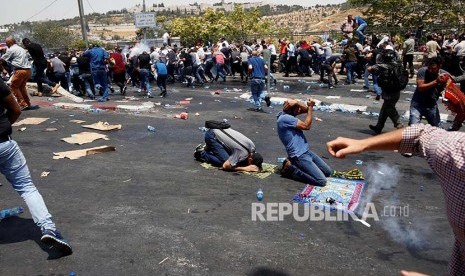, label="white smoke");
[359,163,428,249]
[128,42,151,59]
